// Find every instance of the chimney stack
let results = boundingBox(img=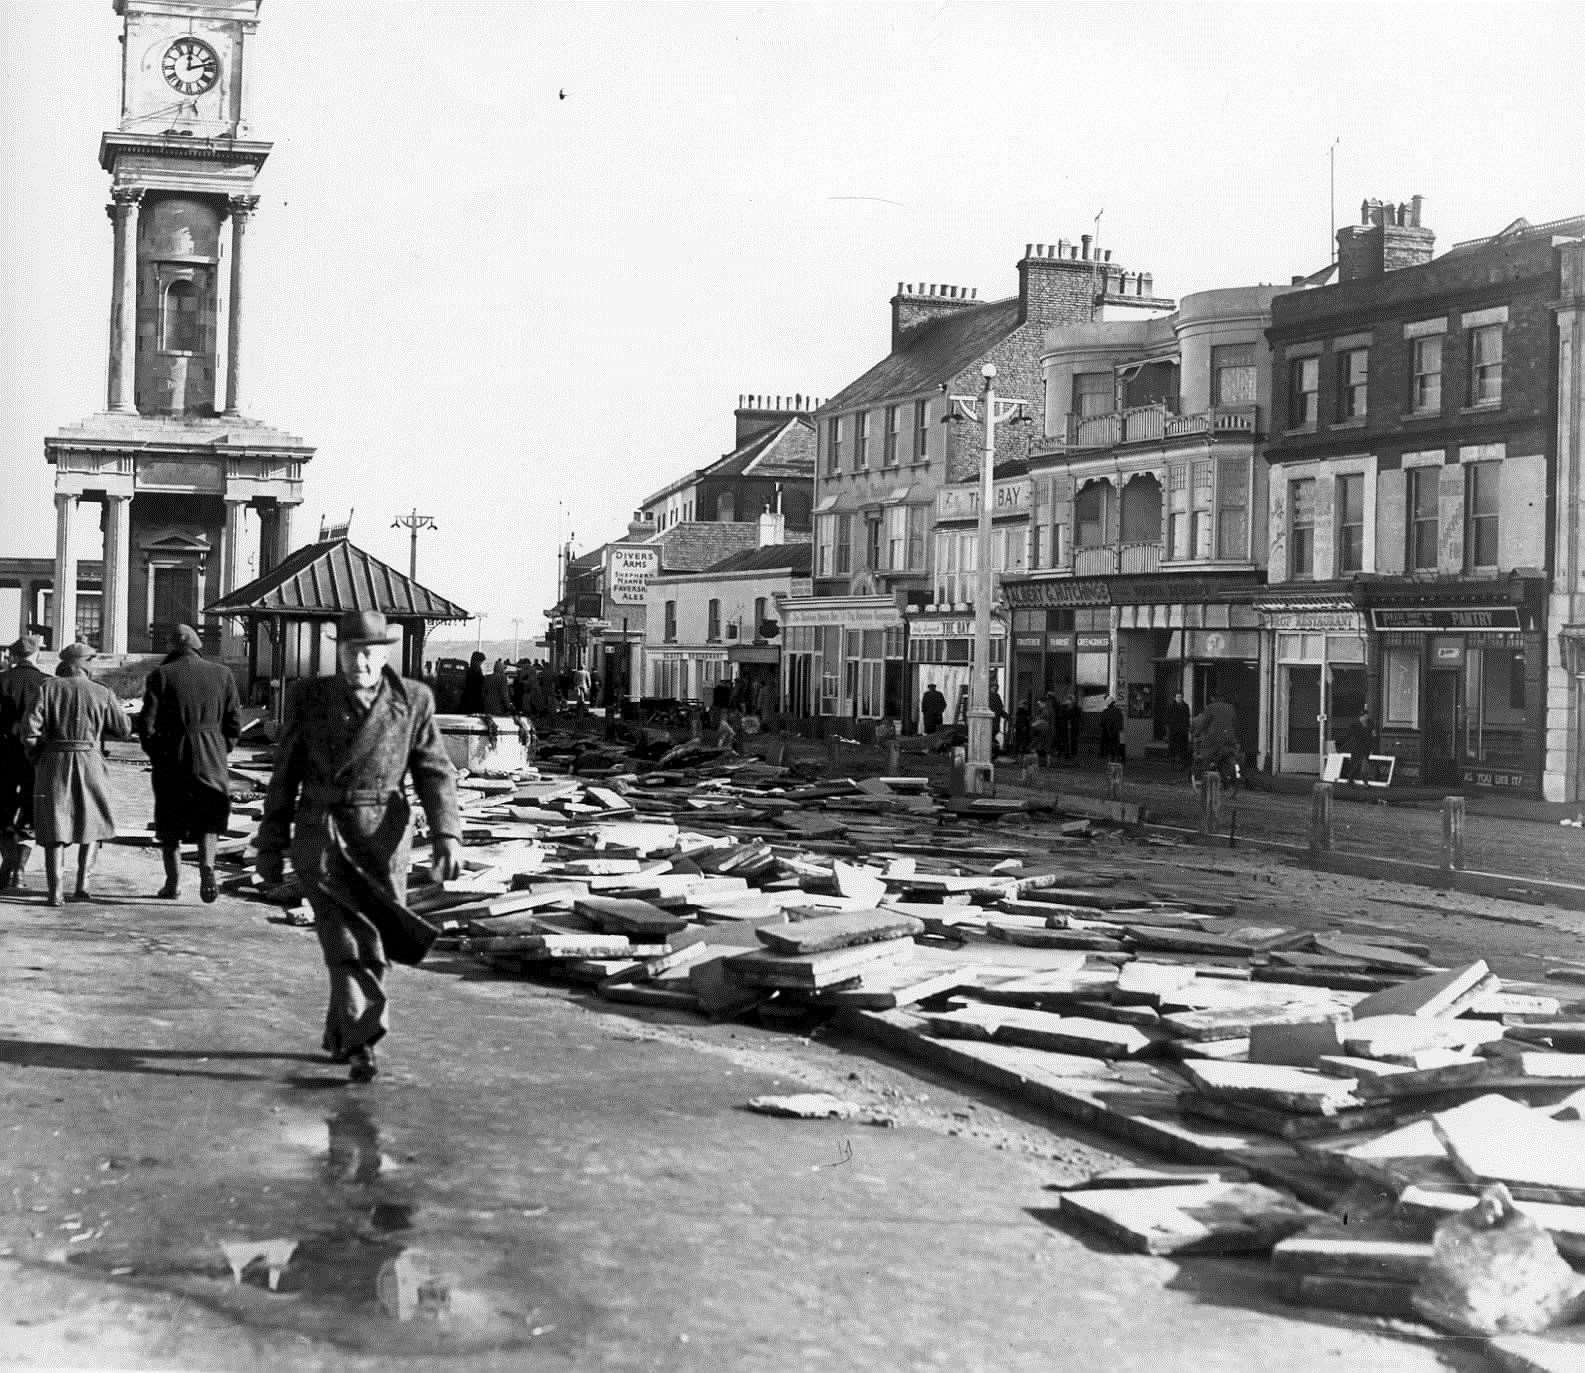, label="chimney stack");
[890,279,982,350]
[1336,194,1435,282]
[733,391,816,448]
